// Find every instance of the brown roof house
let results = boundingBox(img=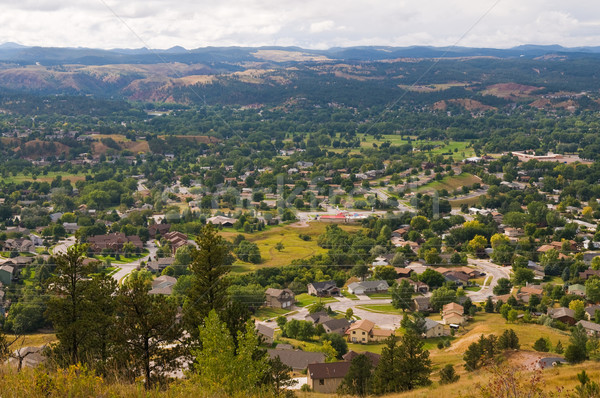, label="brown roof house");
[547,307,576,326]
[149,223,171,239]
[342,351,381,367]
[88,233,143,253]
[265,288,294,309]
[307,362,351,394]
[412,296,432,312]
[345,320,394,343]
[442,303,465,325]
